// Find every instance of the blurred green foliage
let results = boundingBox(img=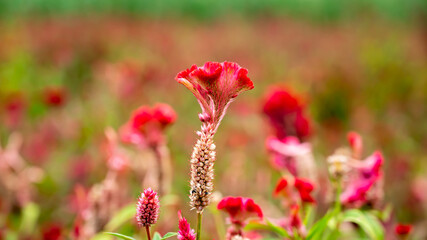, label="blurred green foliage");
[0,0,426,22]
